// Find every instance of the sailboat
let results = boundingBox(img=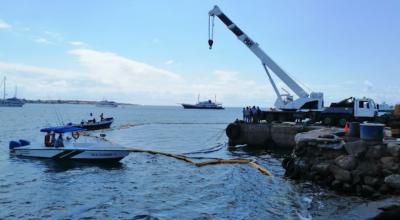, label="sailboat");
[0,77,25,107]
